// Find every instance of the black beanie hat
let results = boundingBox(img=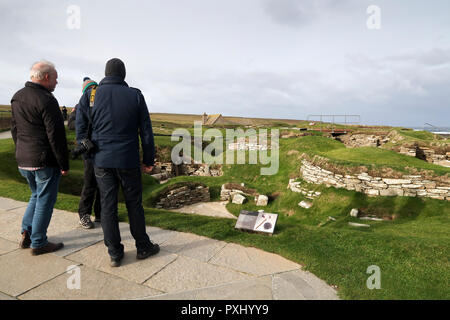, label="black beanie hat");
[105,58,126,79]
